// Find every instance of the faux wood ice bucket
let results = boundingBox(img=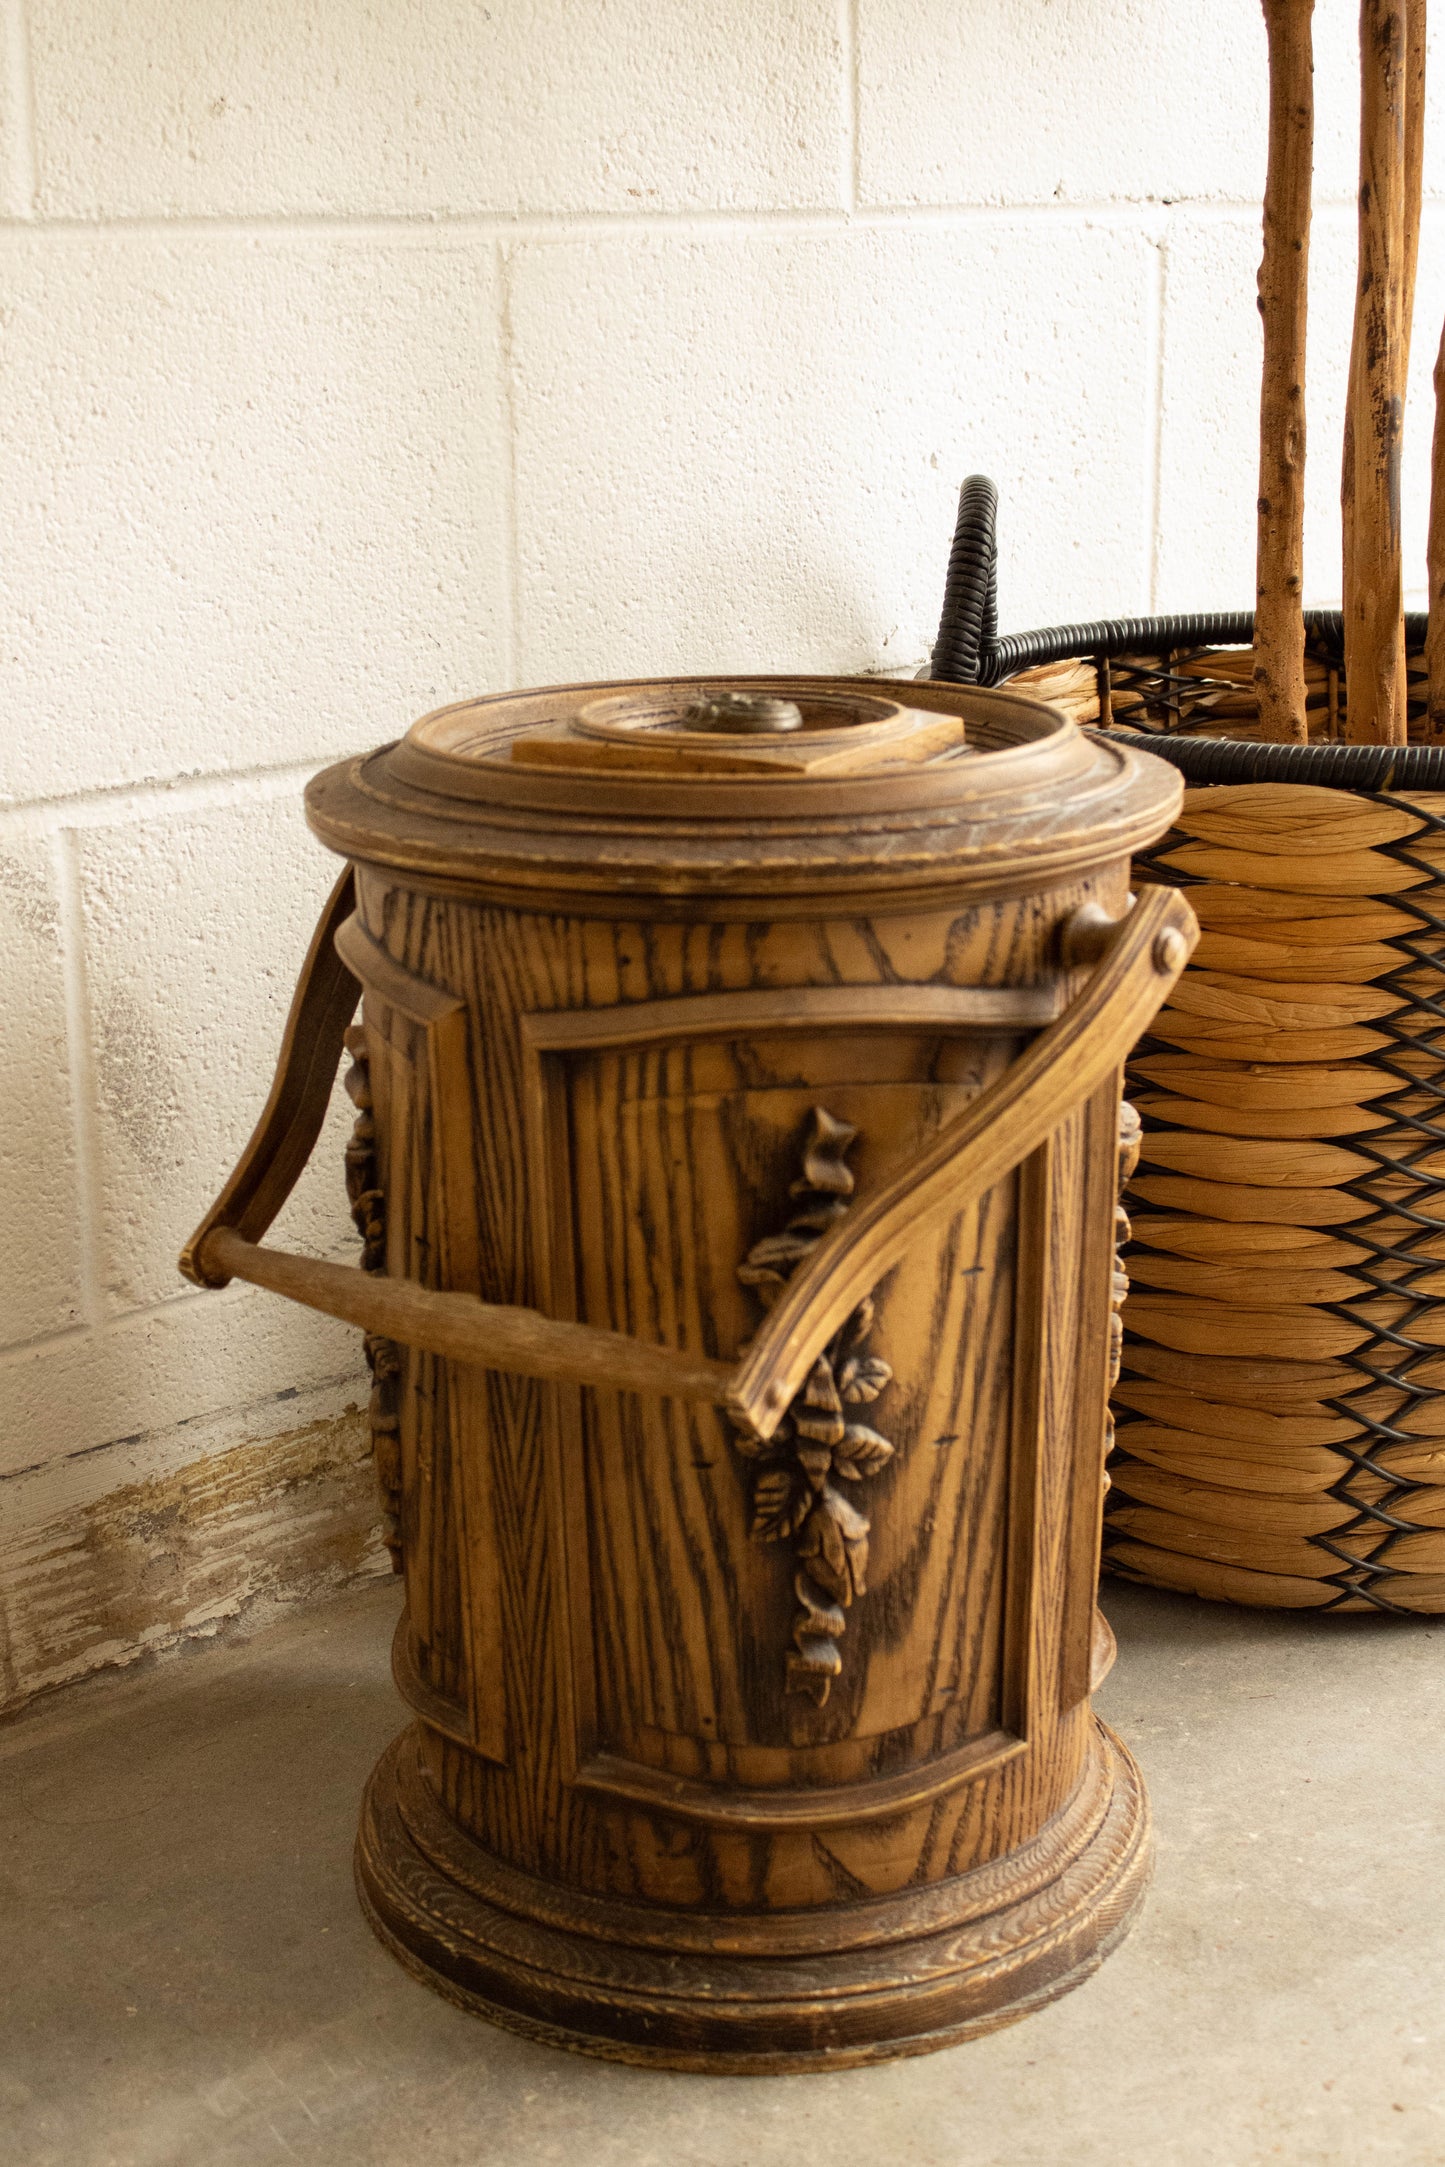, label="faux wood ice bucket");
[182,675,1191,2070]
